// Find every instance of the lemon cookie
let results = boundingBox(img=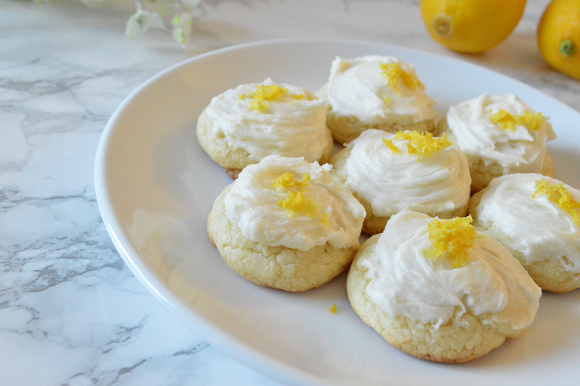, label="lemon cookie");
[469,174,580,293]
[197,78,333,179]
[347,210,541,363]
[316,56,438,144]
[436,94,556,193]
[207,155,365,292]
[329,129,471,235]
